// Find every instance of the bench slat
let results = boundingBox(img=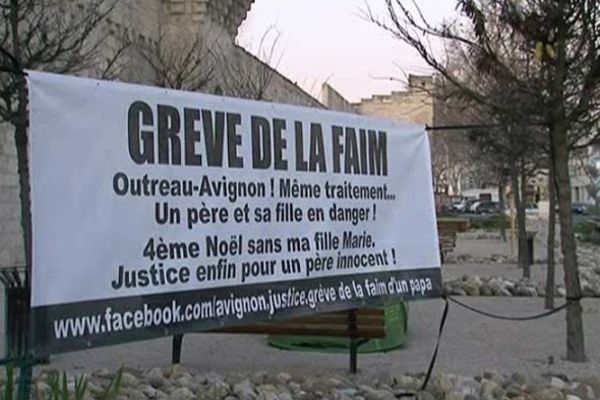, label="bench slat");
[214,323,386,338]
[349,308,384,317]
[289,314,384,326]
